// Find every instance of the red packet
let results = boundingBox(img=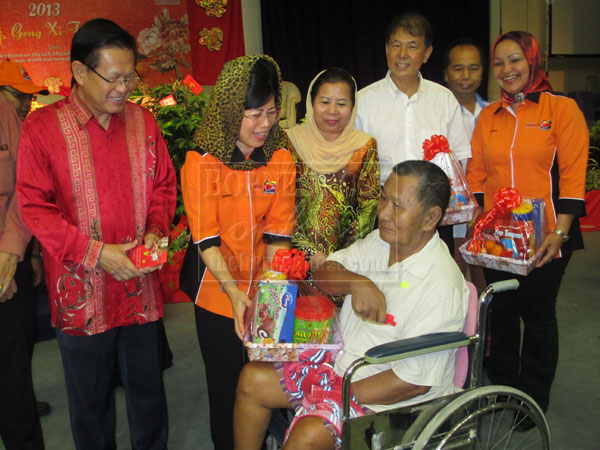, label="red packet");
[129,237,168,269]
[159,95,177,107]
[183,74,203,95]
